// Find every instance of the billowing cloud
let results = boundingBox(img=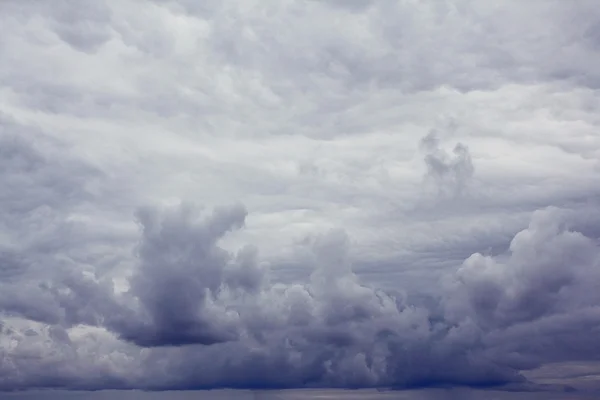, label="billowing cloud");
[116,203,249,347]
[3,201,600,391]
[1,0,600,394]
